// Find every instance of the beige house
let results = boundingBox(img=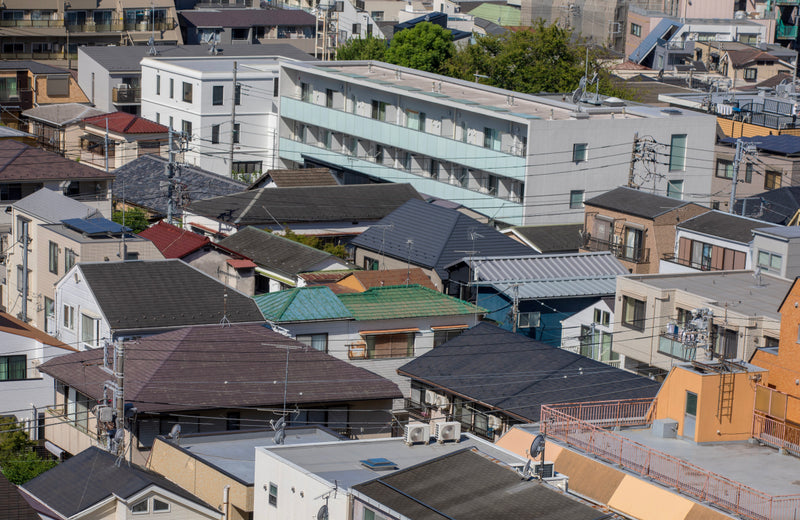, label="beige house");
[79,111,168,171]
[713,137,800,212]
[23,103,106,157]
[581,187,709,275]
[613,270,788,379]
